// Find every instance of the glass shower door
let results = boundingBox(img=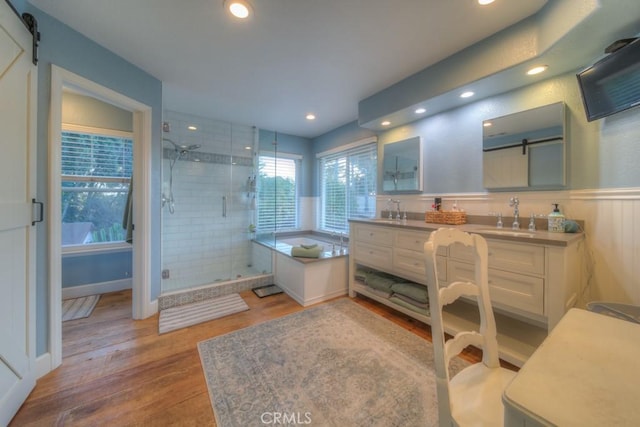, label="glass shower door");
[161,112,272,294]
